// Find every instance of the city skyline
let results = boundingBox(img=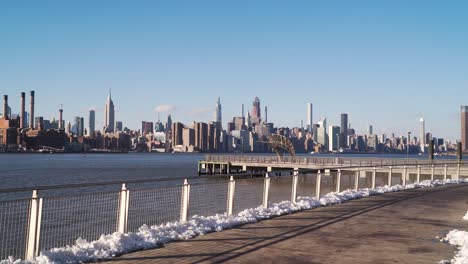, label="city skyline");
[1,1,467,140]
